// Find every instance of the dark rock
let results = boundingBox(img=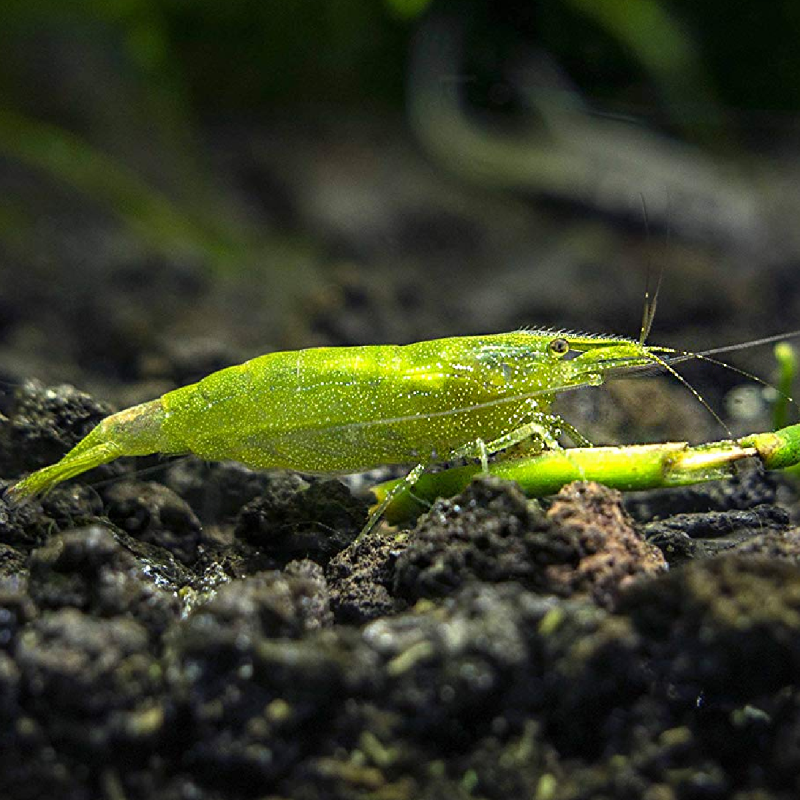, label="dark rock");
[359,582,647,755]
[625,470,779,521]
[327,527,408,624]
[180,563,332,642]
[619,556,800,705]
[0,543,26,578]
[394,478,666,608]
[0,380,114,476]
[235,477,366,565]
[27,525,181,642]
[0,580,36,651]
[0,485,60,551]
[15,609,164,755]
[0,480,104,552]
[731,528,800,561]
[167,574,362,788]
[164,459,274,524]
[104,480,203,564]
[644,504,790,564]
